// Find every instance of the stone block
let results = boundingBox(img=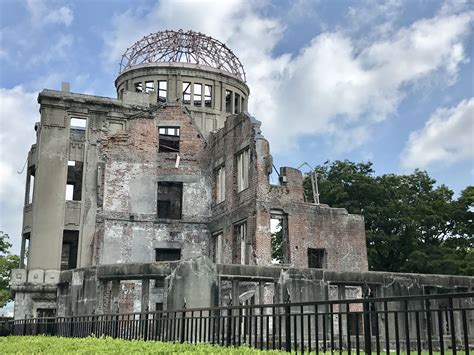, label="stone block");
[10,269,27,285]
[28,269,45,284]
[44,270,60,285]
